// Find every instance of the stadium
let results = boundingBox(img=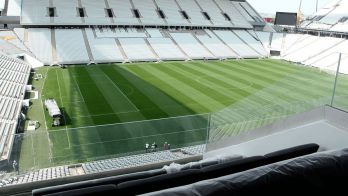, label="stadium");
[0,0,348,195]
